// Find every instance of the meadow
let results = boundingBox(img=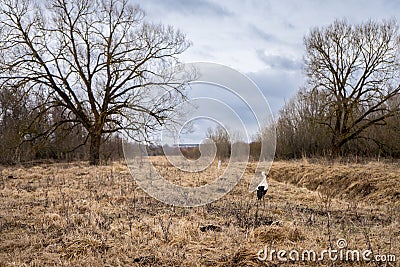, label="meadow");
[0,158,399,266]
